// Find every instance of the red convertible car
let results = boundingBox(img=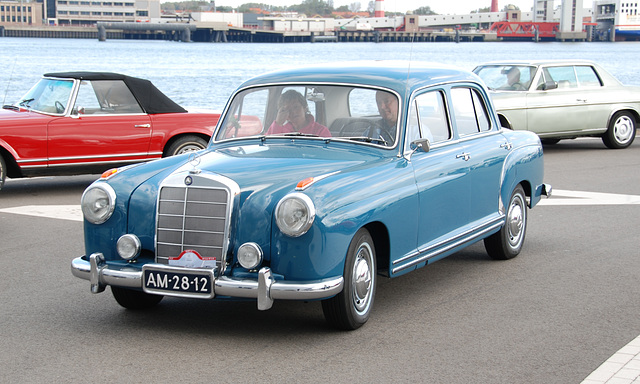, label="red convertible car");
[0,72,220,189]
